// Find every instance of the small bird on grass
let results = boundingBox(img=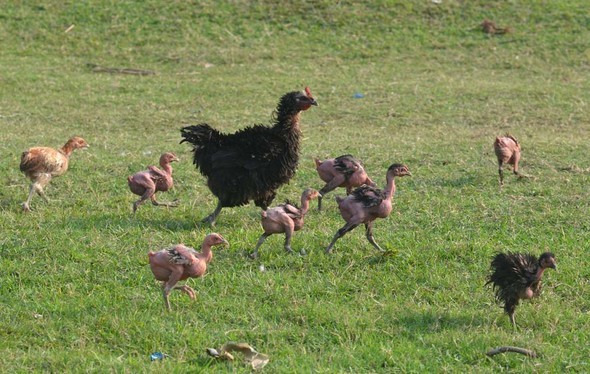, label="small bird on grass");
[325,163,411,254]
[250,188,320,259]
[486,251,556,328]
[127,152,179,214]
[494,134,523,186]
[314,154,375,211]
[20,136,89,212]
[148,233,228,311]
